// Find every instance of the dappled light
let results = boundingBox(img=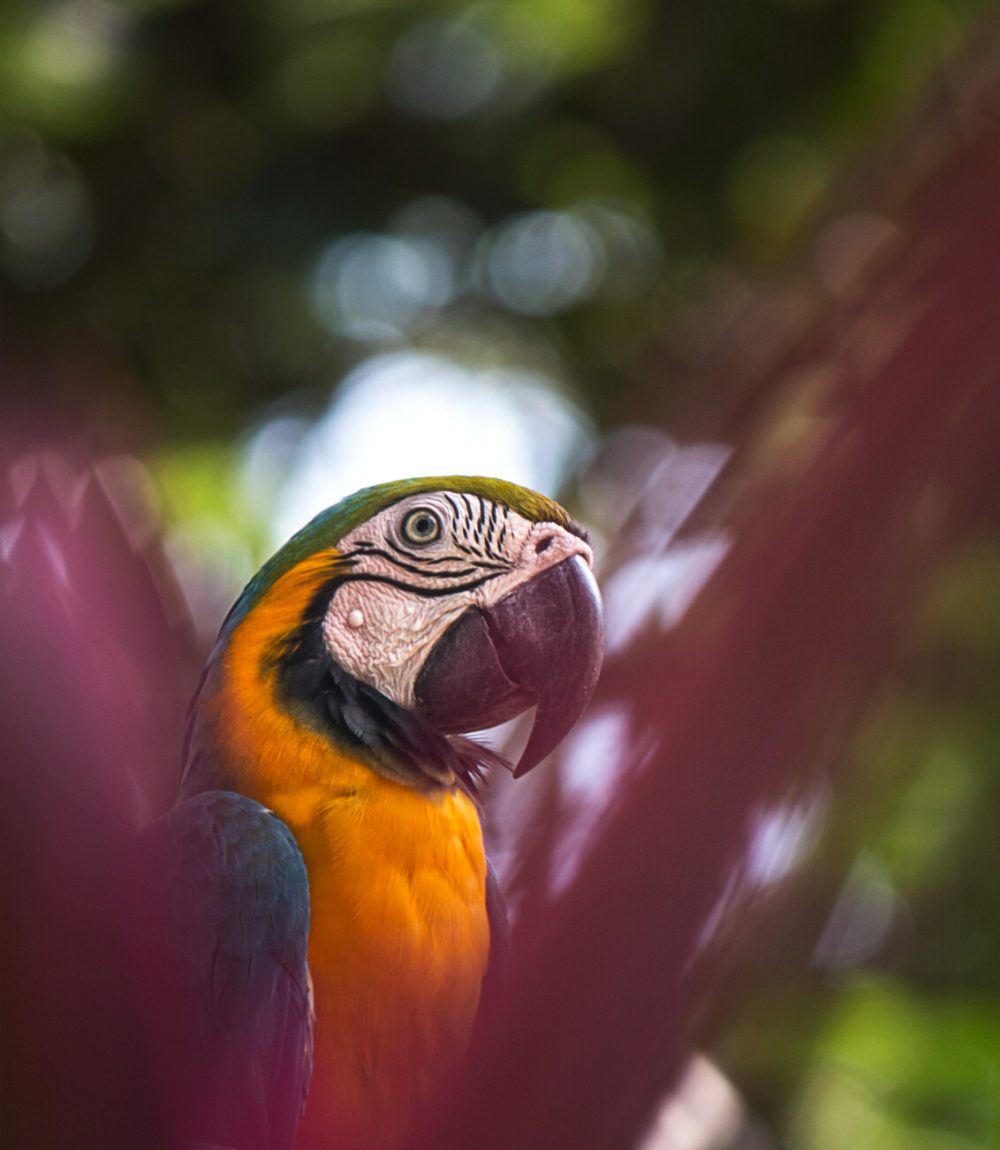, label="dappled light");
[254,350,594,546]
